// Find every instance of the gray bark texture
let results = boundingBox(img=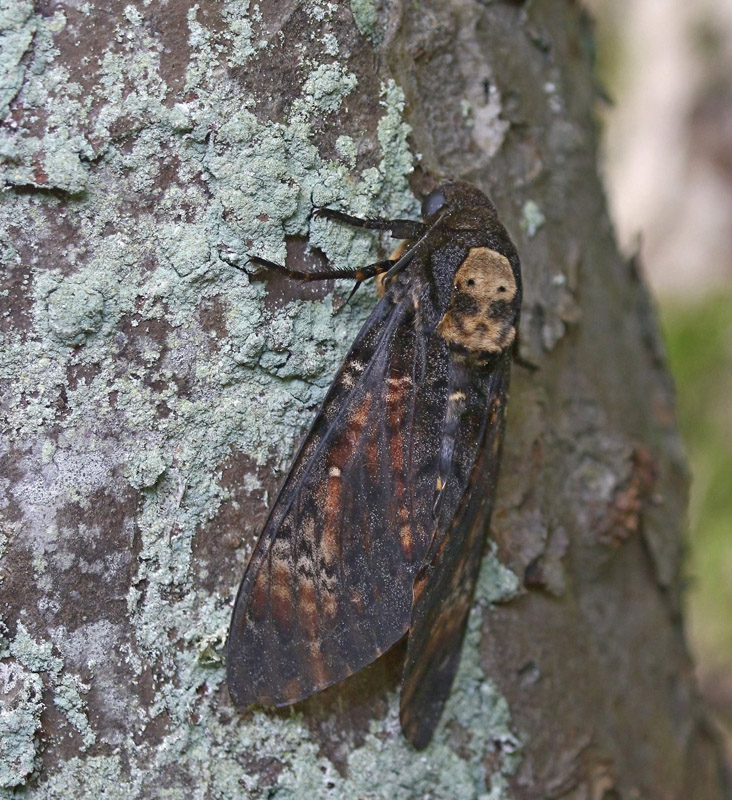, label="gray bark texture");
[0,0,729,798]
